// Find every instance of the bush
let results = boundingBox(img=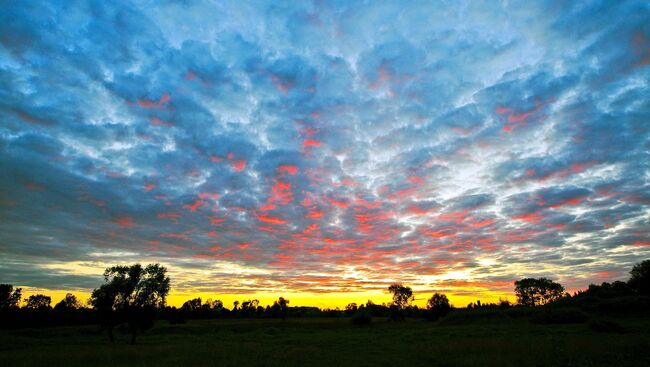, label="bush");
[569,295,650,315]
[531,307,588,324]
[426,293,451,321]
[389,305,404,321]
[351,312,372,326]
